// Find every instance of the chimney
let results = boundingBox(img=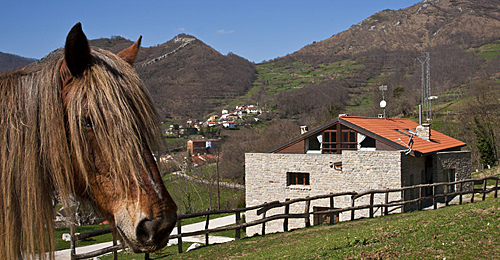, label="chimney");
[416,123,431,140]
[417,104,431,140]
[300,126,308,135]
